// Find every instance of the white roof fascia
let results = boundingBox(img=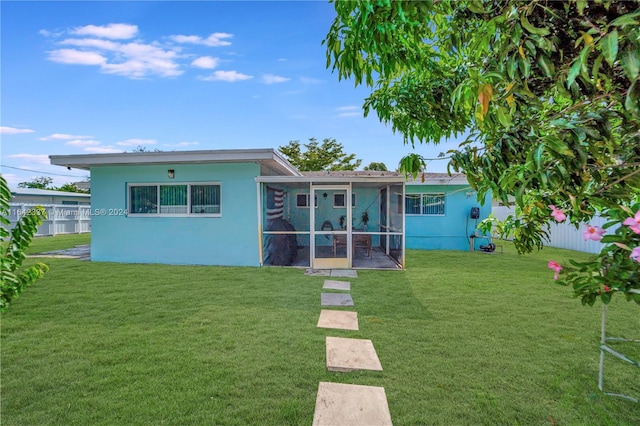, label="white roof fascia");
[11,188,90,197]
[255,176,405,184]
[50,149,300,176]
